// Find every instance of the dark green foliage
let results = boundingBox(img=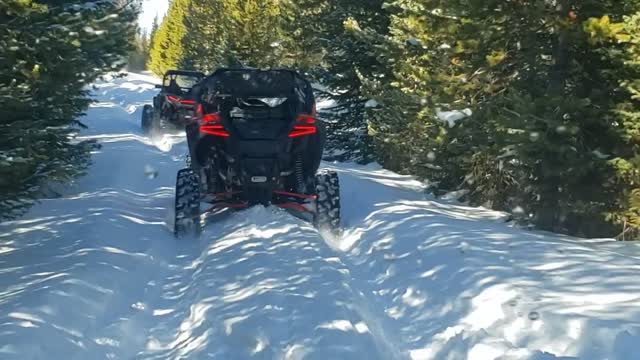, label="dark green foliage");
[0,0,137,219]
[149,0,301,74]
[348,0,640,237]
[147,0,640,237]
[8,0,640,238]
[180,0,229,72]
[288,0,390,162]
[147,0,191,76]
